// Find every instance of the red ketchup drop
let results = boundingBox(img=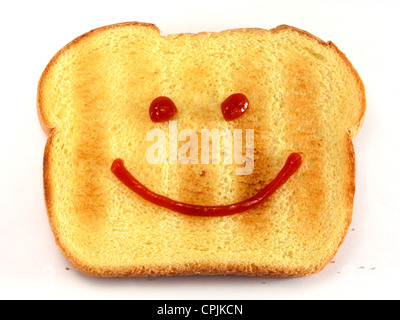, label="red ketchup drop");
[111,153,302,217]
[149,96,177,122]
[221,93,249,121]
